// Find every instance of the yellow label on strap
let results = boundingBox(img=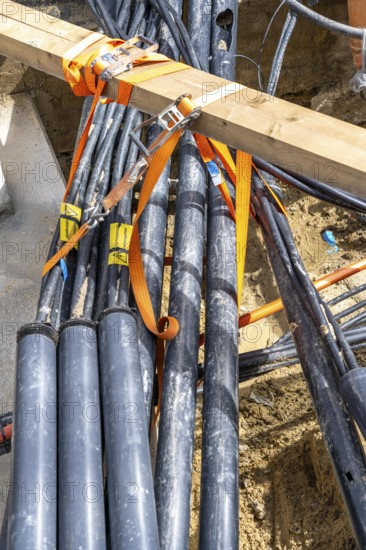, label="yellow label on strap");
[108,222,133,266]
[60,203,82,243]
